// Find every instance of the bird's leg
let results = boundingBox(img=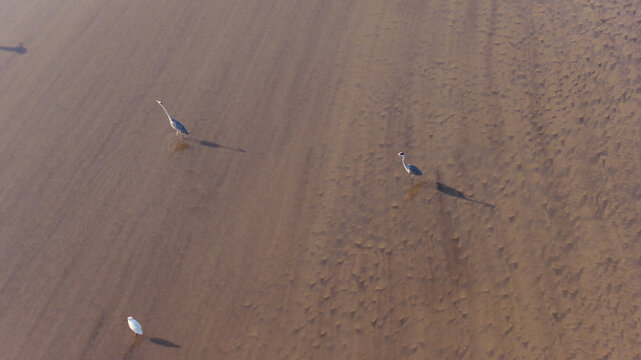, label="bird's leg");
[411,175,414,184]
